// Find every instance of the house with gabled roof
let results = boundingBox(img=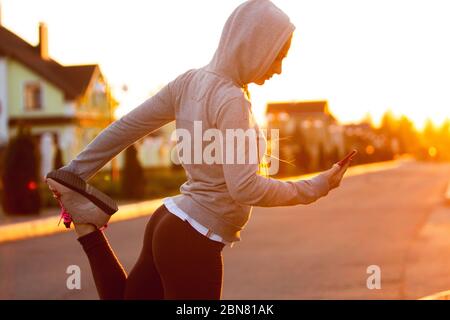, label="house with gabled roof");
[266,100,346,174]
[0,21,118,179]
